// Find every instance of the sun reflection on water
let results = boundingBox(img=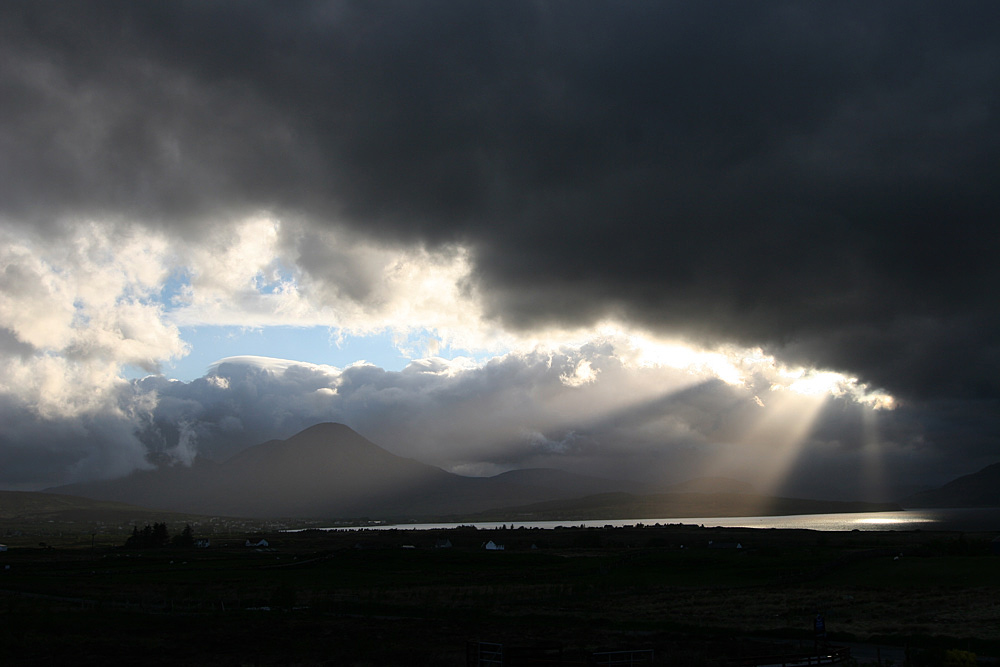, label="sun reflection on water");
[854,516,933,525]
